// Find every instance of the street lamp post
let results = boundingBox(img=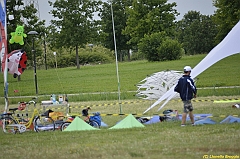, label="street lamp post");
[28,31,39,95]
[53,52,57,68]
[88,44,93,52]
